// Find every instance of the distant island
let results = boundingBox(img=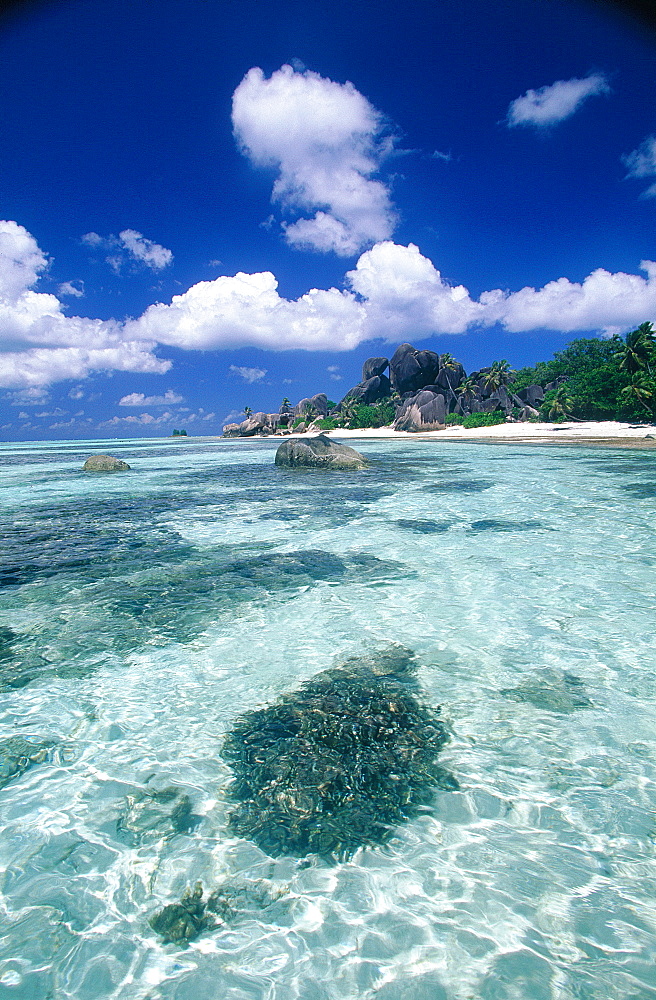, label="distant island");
[223,323,656,437]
